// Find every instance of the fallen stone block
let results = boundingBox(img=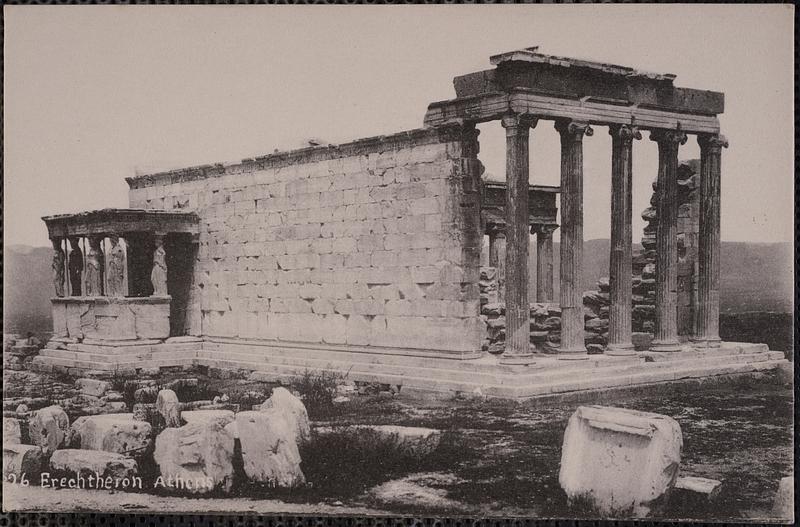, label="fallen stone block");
[28,405,70,456]
[259,387,311,444]
[156,389,181,427]
[772,476,794,521]
[559,405,682,517]
[3,417,22,444]
[76,378,110,397]
[50,449,138,481]
[69,414,152,458]
[181,410,234,427]
[236,410,305,488]
[3,444,43,482]
[674,476,722,500]
[153,419,235,494]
